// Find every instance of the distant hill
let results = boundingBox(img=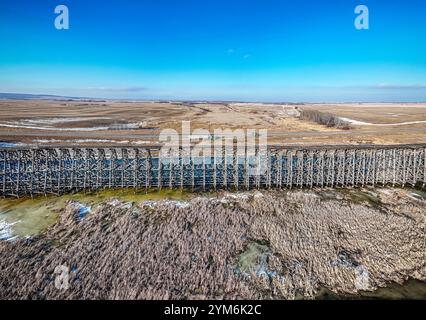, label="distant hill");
[0,92,103,101]
[0,92,309,104]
